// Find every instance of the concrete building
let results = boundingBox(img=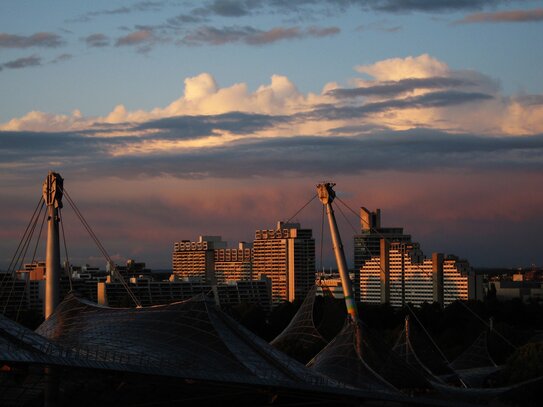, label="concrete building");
[359,240,481,307]
[97,275,272,311]
[316,271,360,299]
[353,208,411,270]
[214,242,253,284]
[172,236,227,283]
[491,280,543,303]
[253,222,315,305]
